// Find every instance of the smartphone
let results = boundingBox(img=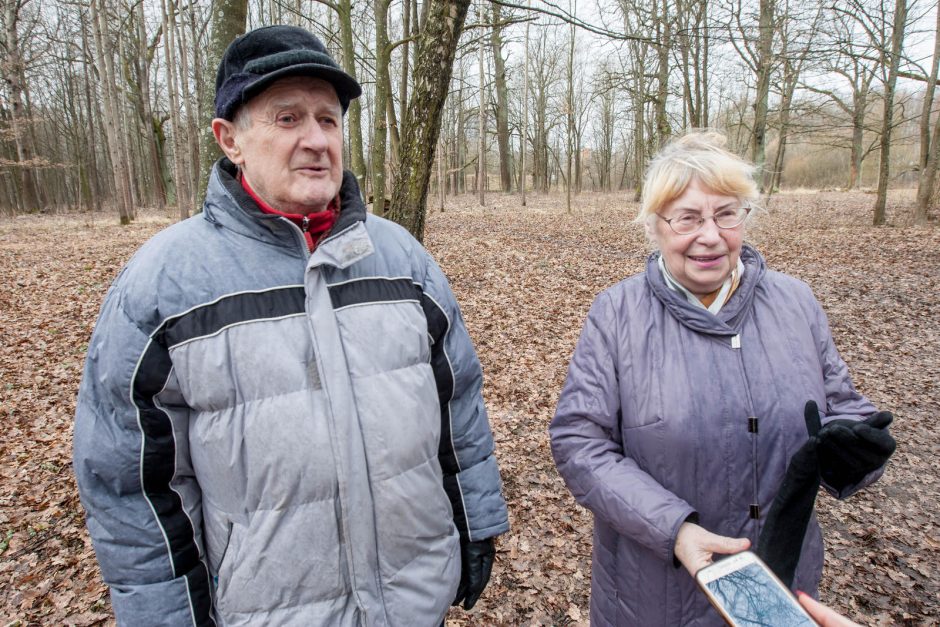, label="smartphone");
[695,551,817,626]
